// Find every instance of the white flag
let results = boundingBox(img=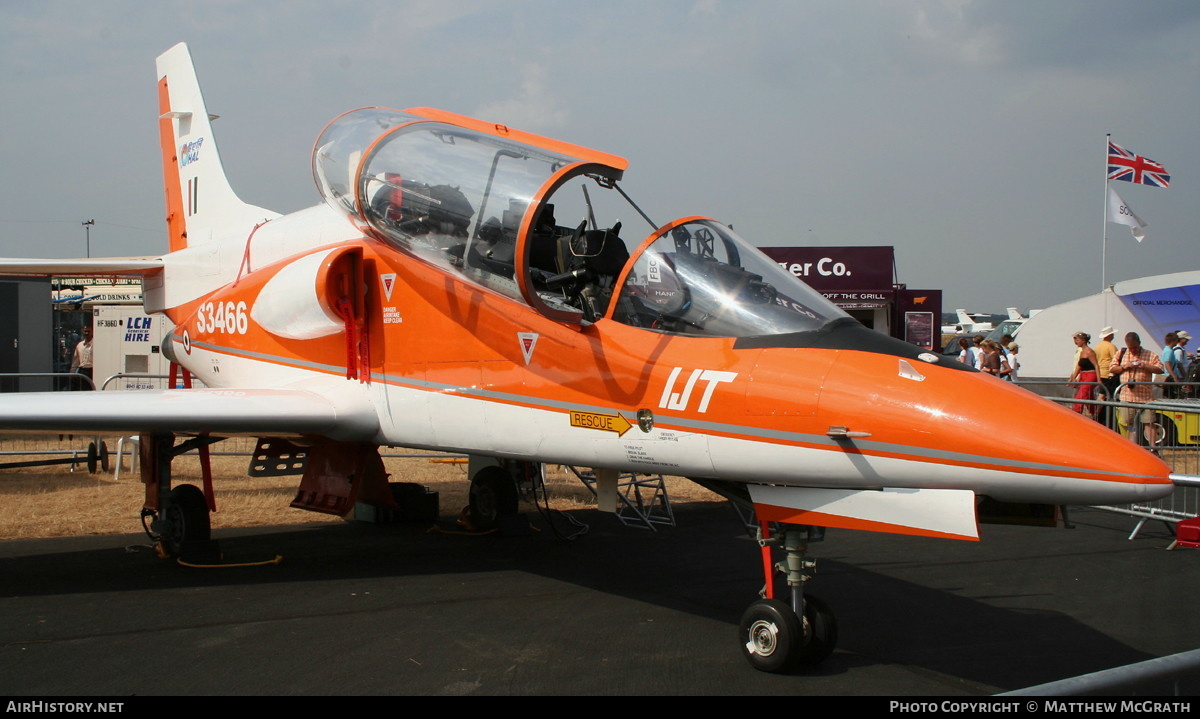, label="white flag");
[1107,186,1148,242]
